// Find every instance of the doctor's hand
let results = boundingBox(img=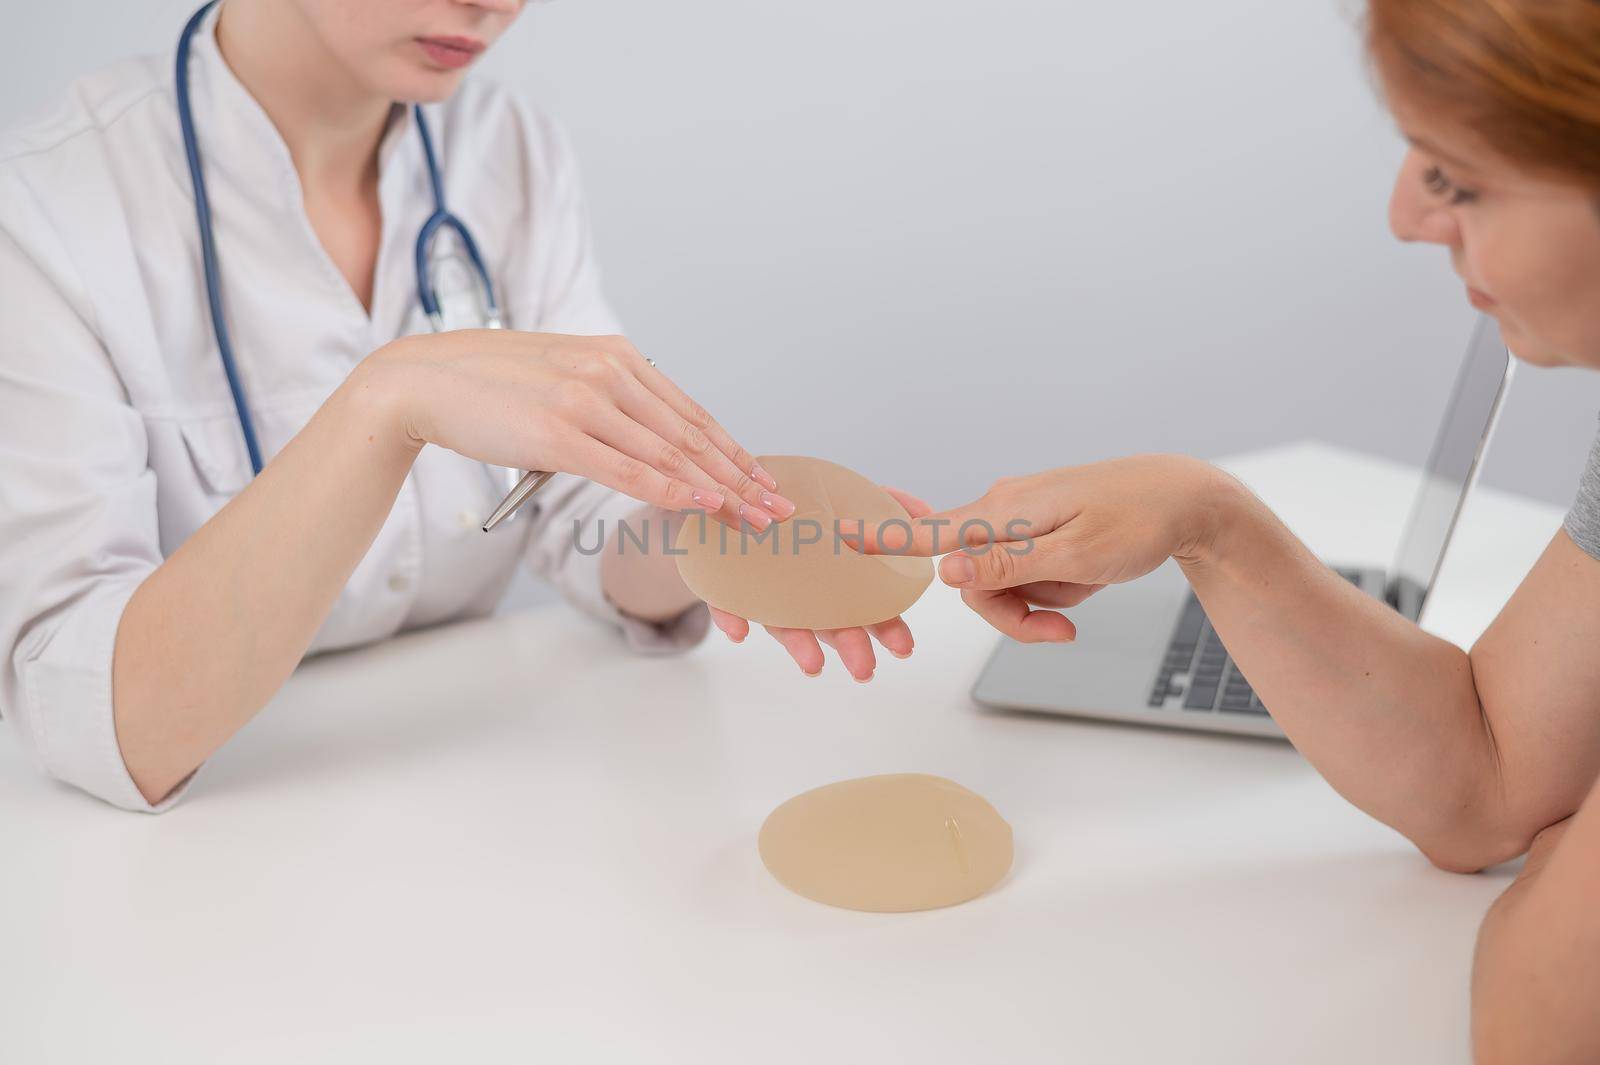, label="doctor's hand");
[852,456,1235,642]
[363,329,795,528]
[705,486,929,681]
